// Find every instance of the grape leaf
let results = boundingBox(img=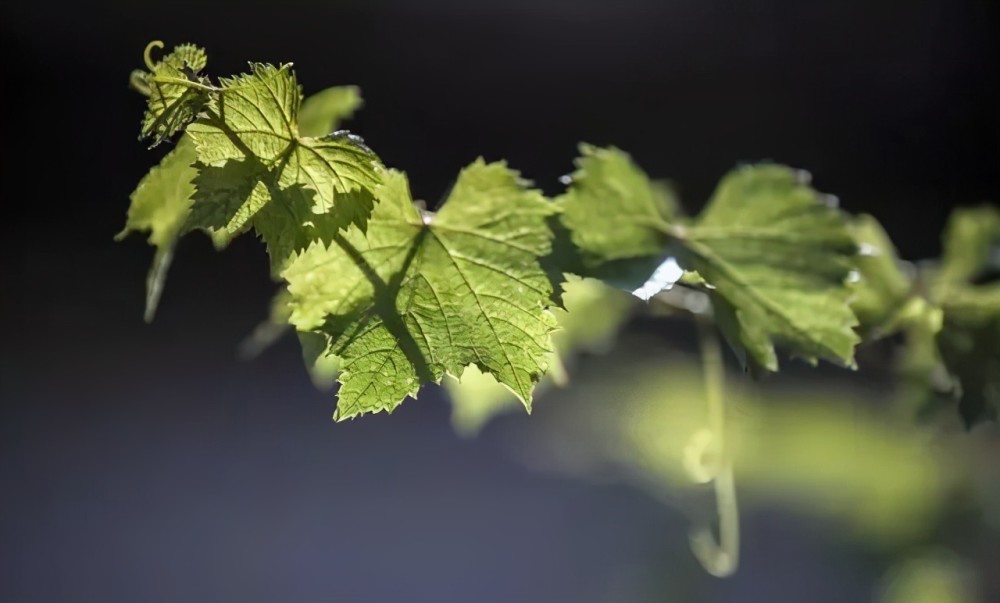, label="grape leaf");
[676,166,860,372]
[115,136,225,320]
[445,276,634,436]
[283,161,559,420]
[931,205,1000,425]
[184,63,382,265]
[560,144,678,265]
[138,44,210,146]
[297,86,363,137]
[848,208,1000,426]
[936,205,1000,287]
[559,146,860,372]
[936,291,1000,426]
